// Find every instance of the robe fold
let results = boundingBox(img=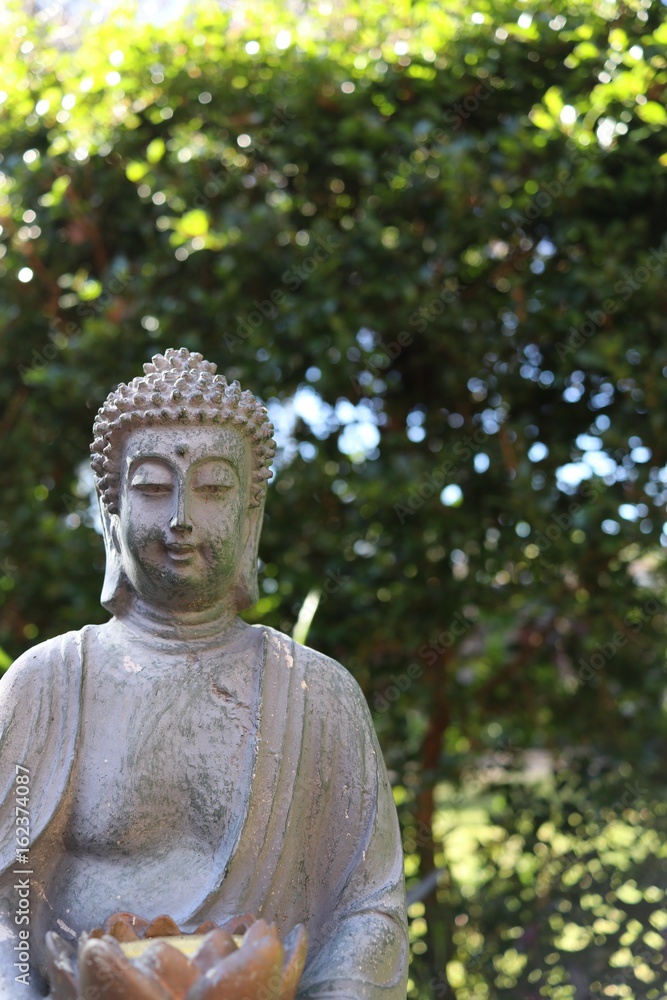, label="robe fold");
[0,623,407,999]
